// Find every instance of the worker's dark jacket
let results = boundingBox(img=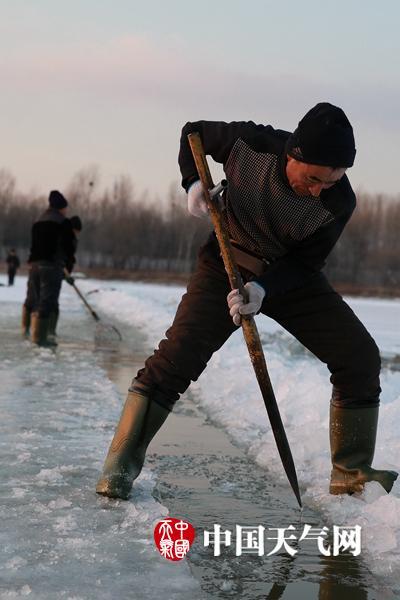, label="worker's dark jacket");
[25,209,75,316]
[179,121,356,297]
[28,208,75,268]
[6,254,20,271]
